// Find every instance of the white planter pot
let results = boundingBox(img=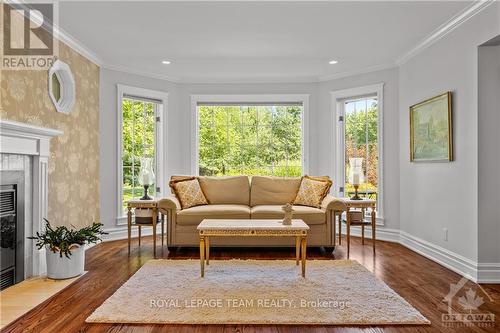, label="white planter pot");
[46,244,85,279]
